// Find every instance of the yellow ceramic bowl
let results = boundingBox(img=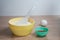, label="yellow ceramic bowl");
[8,17,35,36]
